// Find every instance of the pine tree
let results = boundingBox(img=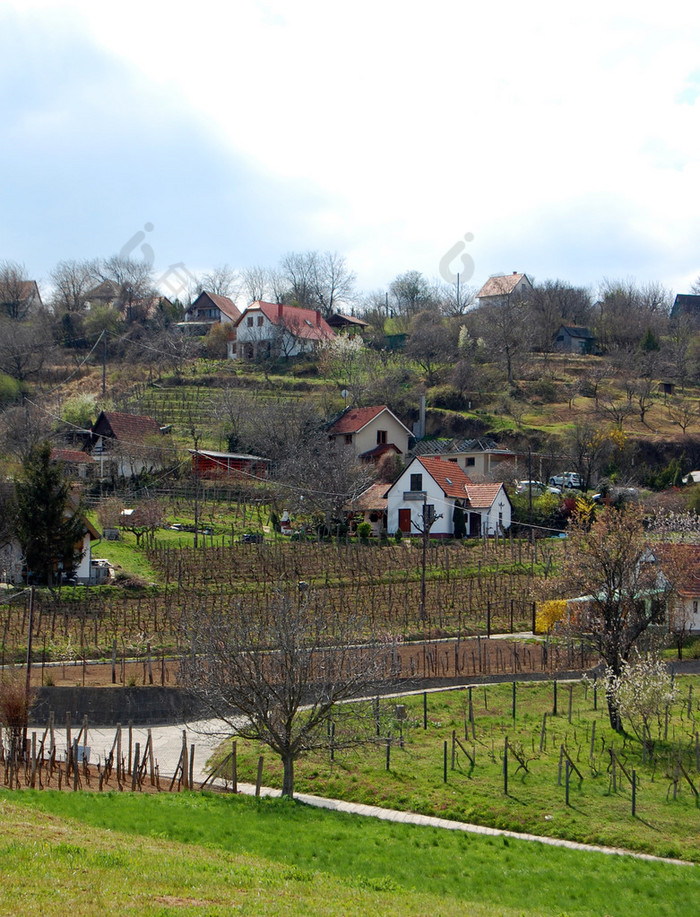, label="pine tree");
[14,441,86,584]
